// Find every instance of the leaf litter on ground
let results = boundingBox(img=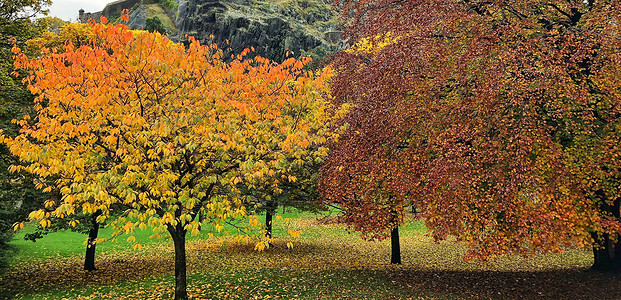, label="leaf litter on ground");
[1,213,619,299]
